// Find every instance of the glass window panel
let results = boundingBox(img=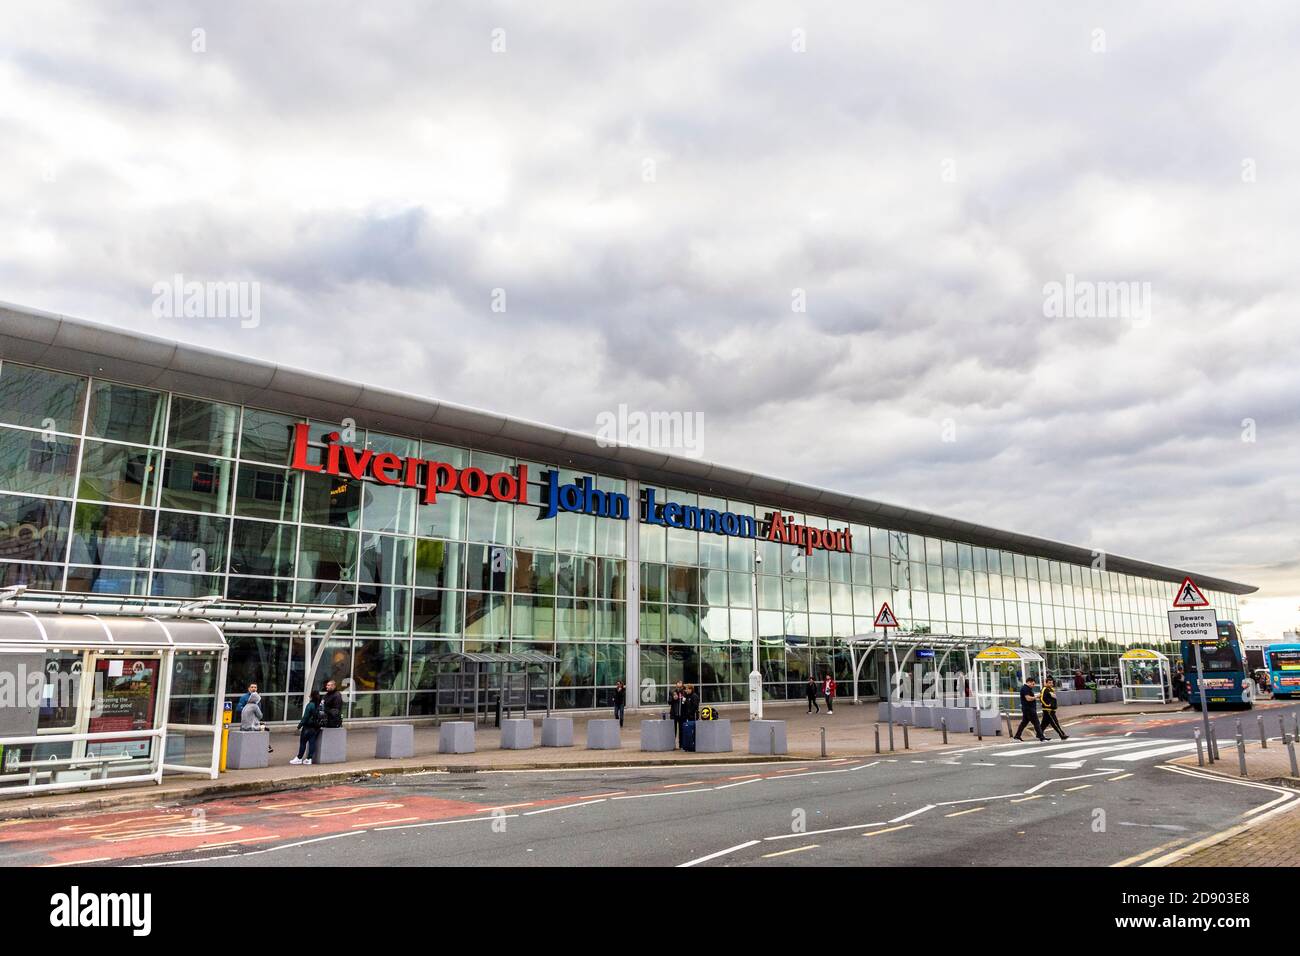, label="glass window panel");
[0,560,60,592]
[639,521,666,564]
[513,502,556,550]
[351,638,409,692]
[154,511,228,573]
[356,587,411,636]
[239,408,298,464]
[727,571,753,608]
[466,497,512,546]
[412,588,460,635]
[227,575,295,602]
[151,571,222,598]
[666,565,699,605]
[69,502,151,567]
[699,567,727,607]
[416,493,464,540]
[234,463,298,521]
[639,605,665,644]
[511,595,555,639]
[295,579,357,605]
[665,527,697,566]
[596,644,626,686]
[0,427,77,498]
[598,558,626,600]
[464,591,509,638]
[167,396,238,456]
[360,533,412,587]
[0,363,86,432]
[229,519,295,577]
[594,516,625,557]
[595,600,625,640]
[298,527,359,581]
[556,510,595,555]
[86,381,165,445]
[421,441,468,469]
[513,549,556,595]
[365,432,419,459]
[300,472,362,528]
[556,599,594,641]
[557,554,595,598]
[465,543,512,592]
[361,482,416,536]
[65,565,145,594]
[0,494,70,564]
[160,452,234,514]
[414,539,463,590]
[78,440,160,506]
